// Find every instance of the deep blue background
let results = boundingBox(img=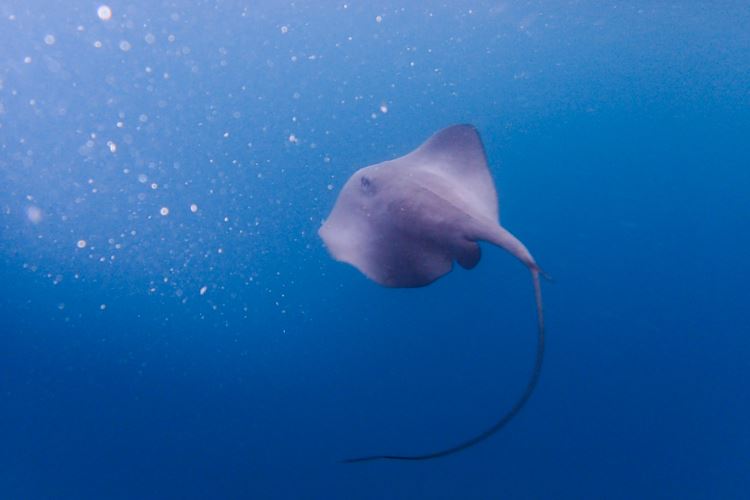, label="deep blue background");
[1,1,748,498]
